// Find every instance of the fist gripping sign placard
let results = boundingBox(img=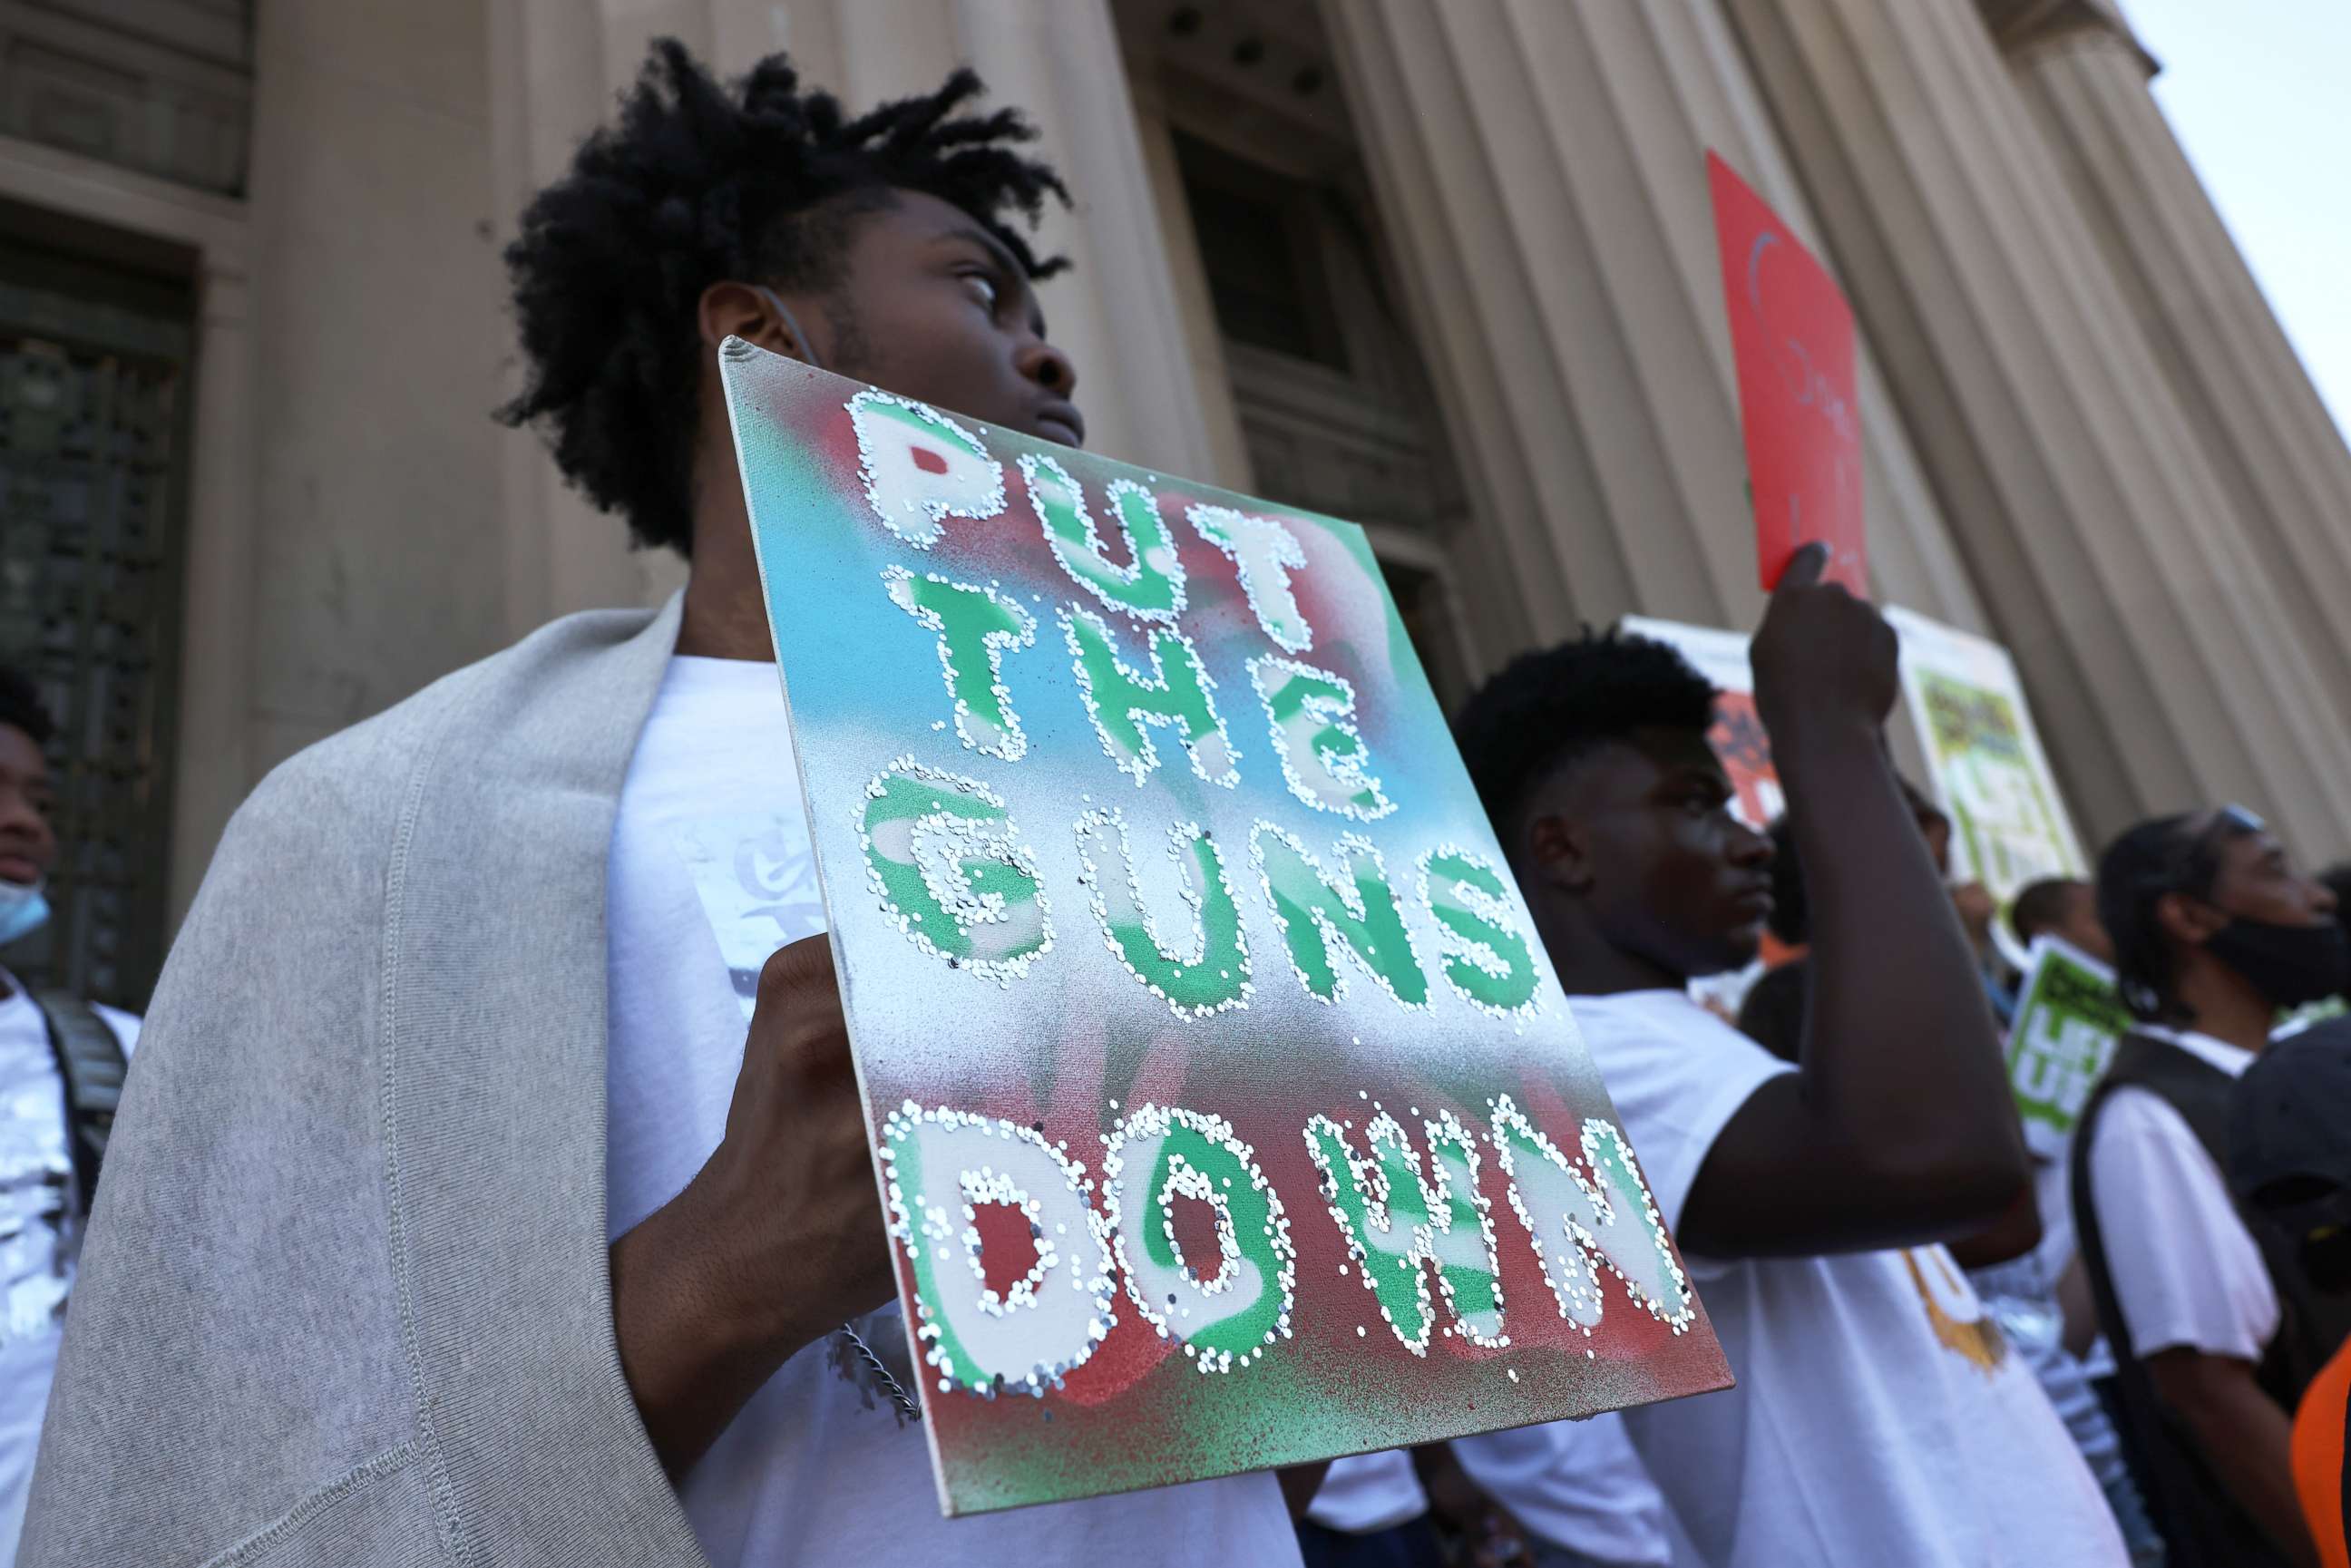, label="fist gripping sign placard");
[721,342,1731,1516]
